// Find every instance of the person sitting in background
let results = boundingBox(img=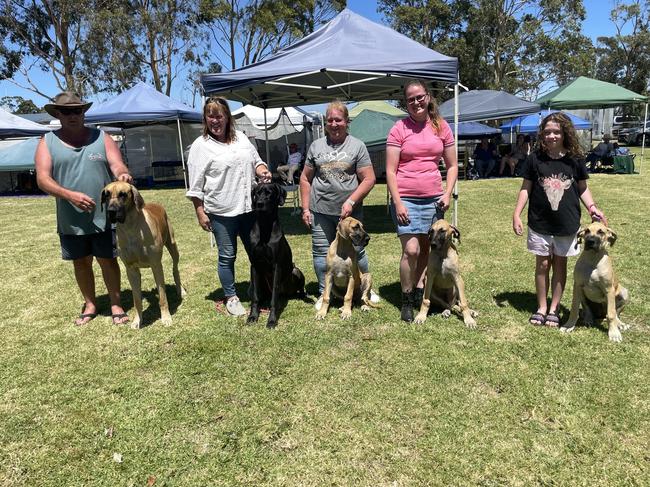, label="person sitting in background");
[586,134,614,170]
[473,137,498,179]
[500,134,531,177]
[277,143,302,184]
